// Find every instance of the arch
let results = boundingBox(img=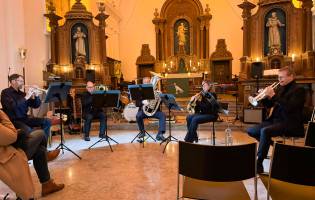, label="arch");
[160,0,203,18]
